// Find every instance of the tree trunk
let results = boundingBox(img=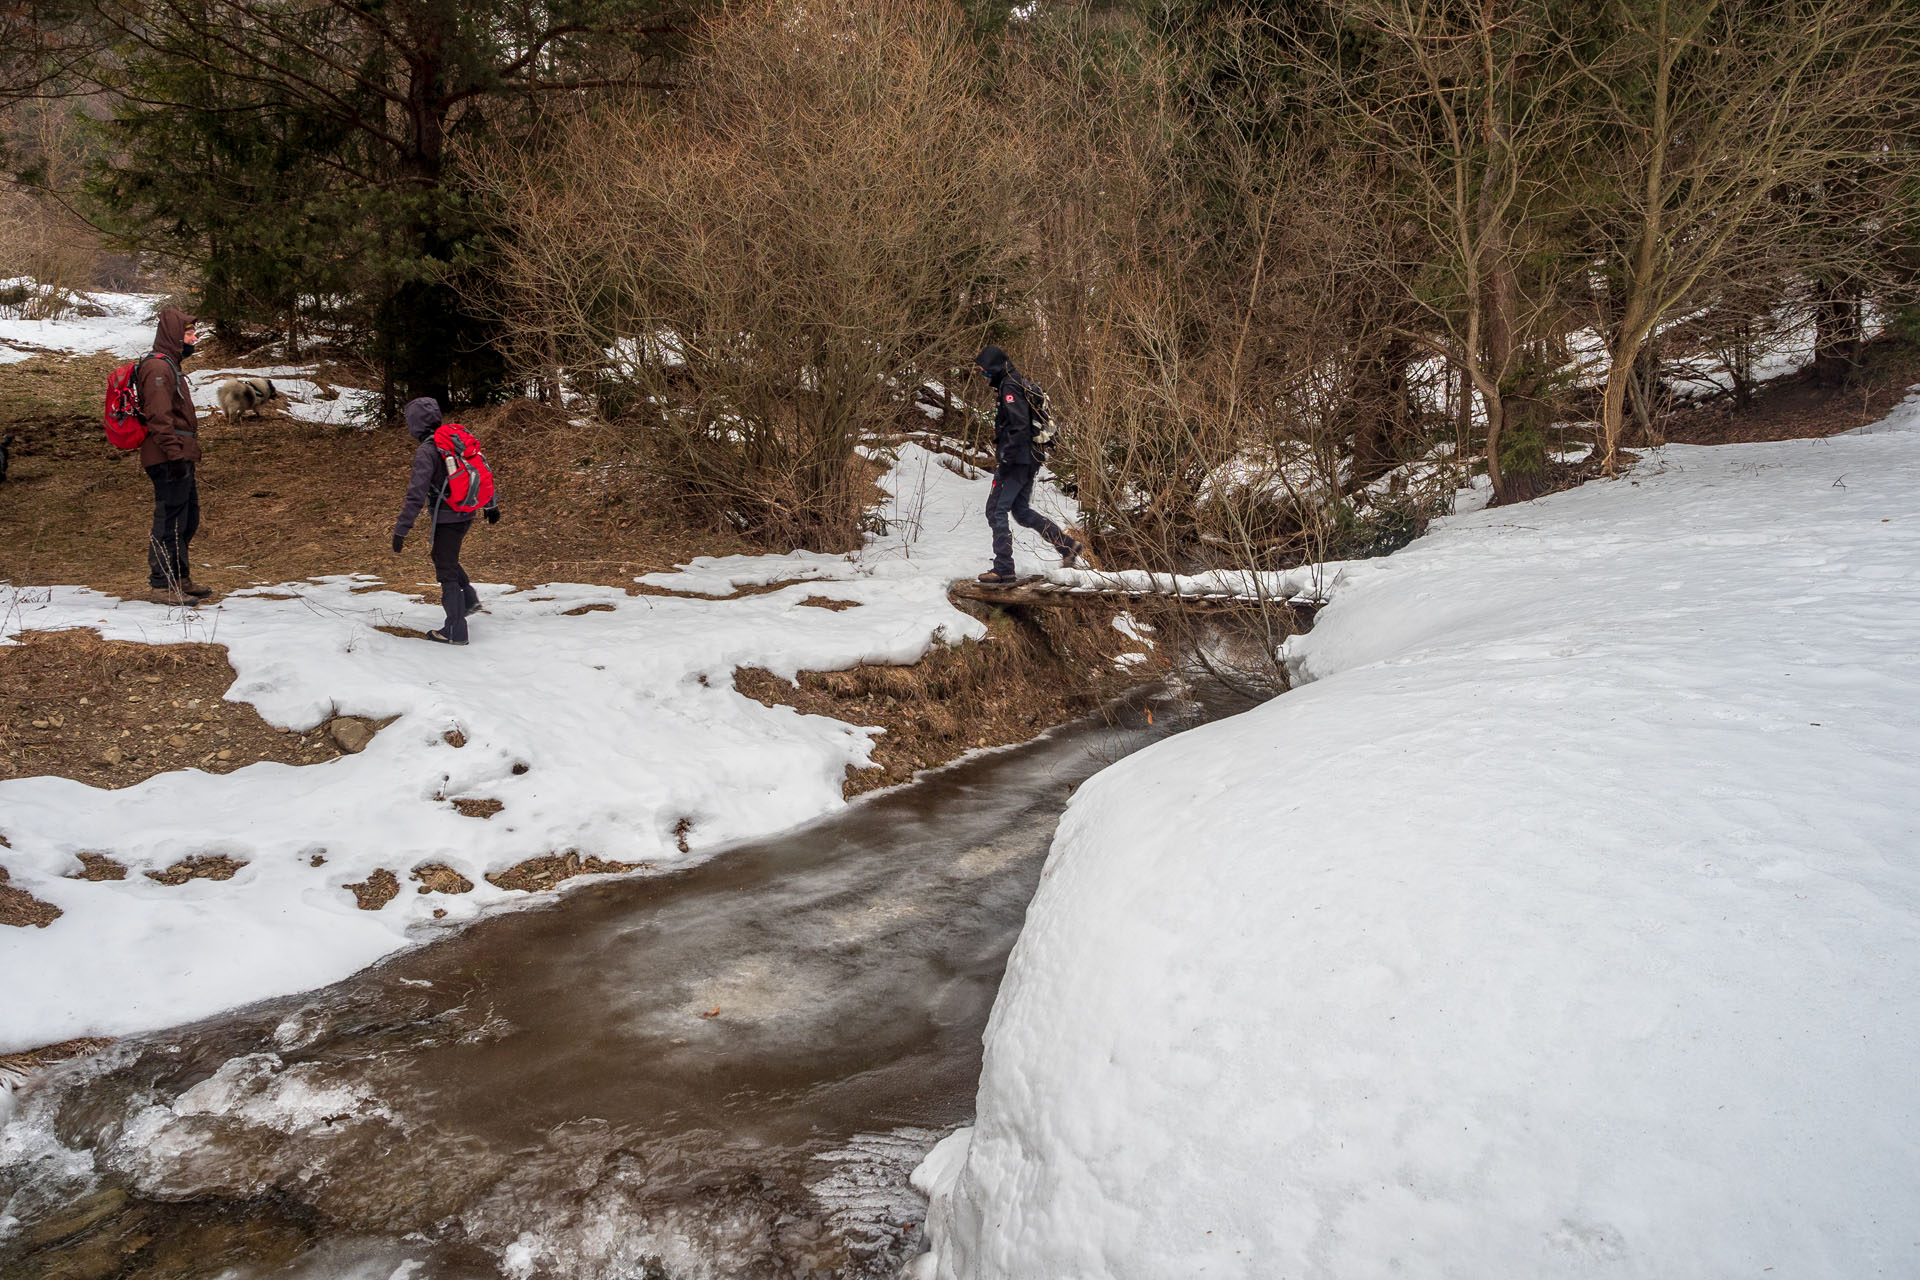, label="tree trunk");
[1627,340,1662,444]
[1456,362,1472,464]
[1599,335,1642,468]
[1483,392,1506,502]
[1350,336,1412,488]
[1813,280,1861,387]
[1730,316,1755,410]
